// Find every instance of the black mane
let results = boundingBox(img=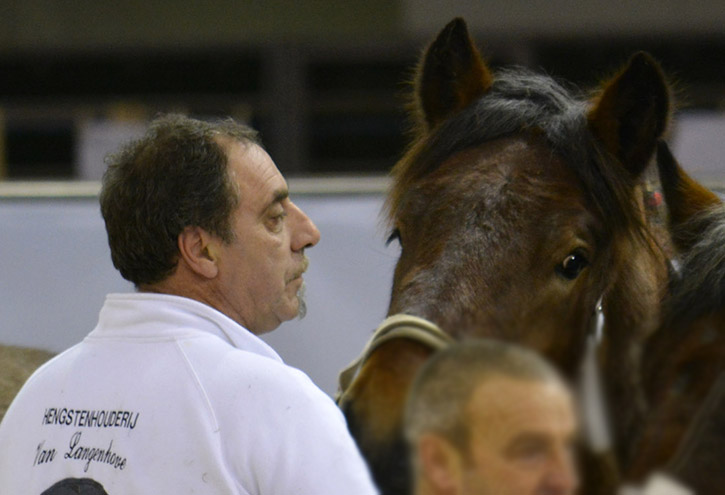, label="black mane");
[667,205,725,323]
